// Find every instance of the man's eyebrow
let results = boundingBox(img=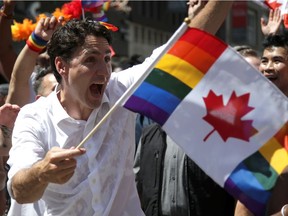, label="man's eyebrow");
[272,55,286,59]
[84,49,111,55]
